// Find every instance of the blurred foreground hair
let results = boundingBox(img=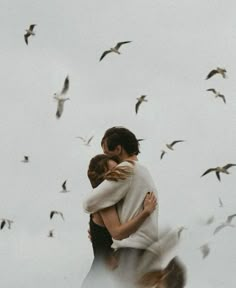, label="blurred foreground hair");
[137,256,186,288]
